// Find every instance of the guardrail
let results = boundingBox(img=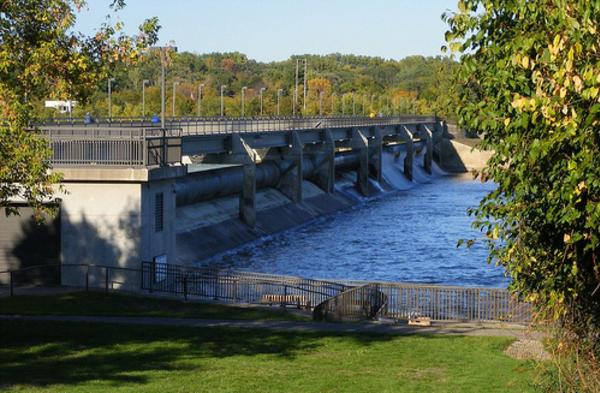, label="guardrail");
[140,262,349,308]
[37,115,439,168]
[313,283,388,322]
[0,262,530,323]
